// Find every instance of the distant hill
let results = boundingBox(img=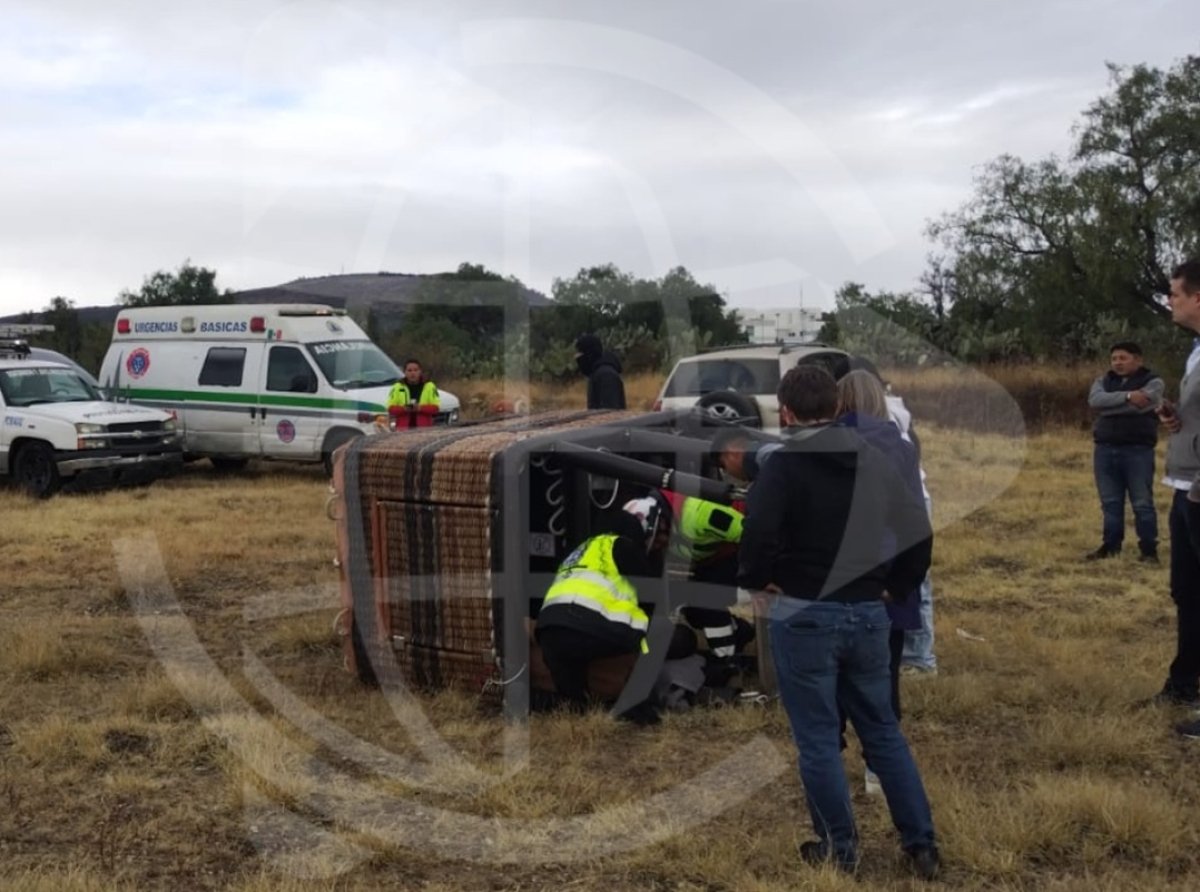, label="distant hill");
[1,272,552,330]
